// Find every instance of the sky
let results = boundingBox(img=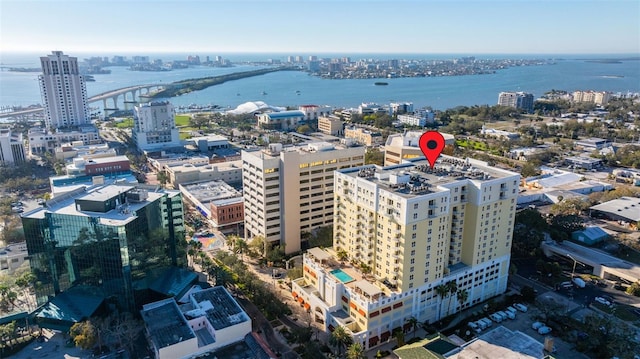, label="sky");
[1,0,639,55]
